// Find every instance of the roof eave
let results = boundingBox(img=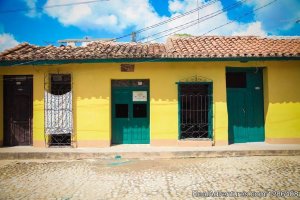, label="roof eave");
[1,56,300,67]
